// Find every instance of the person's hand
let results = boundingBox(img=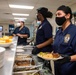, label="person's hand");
[26,42,30,45]
[16,33,21,36]
[13,34,16,37]
[32,46,39,55]
[55,54,71,64]
[16,33,23,38]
